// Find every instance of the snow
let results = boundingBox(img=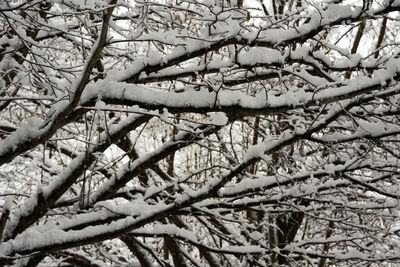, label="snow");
[132,224,199,243]
[95,100,106,109]
[1,1,400,265]
[0,201,179,257]
[0,120,14,130]
[223,245,263,254]
[317,120,400,142]
[95,198,151,217]
[1,113,149,240]
[243,142,270,162]
[323,4,360,21]
[0,117,44,156]
[3,196,13,211]
[79,56,400,118]
[82,81,273,110]
[0,216,130,255]
[238,47,283,66]
[218,160,362,198]
[208,112,228,126]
